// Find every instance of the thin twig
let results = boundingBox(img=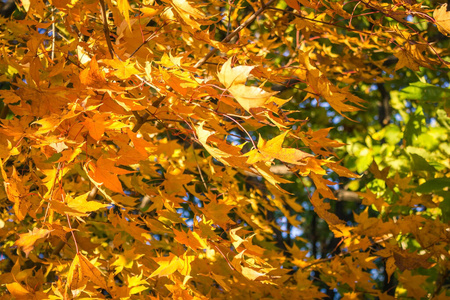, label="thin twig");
[51,8,55,61]
[65,213,79,253]
[99,0,115,59]
[129,20,172,59]
[192,147,208,190]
